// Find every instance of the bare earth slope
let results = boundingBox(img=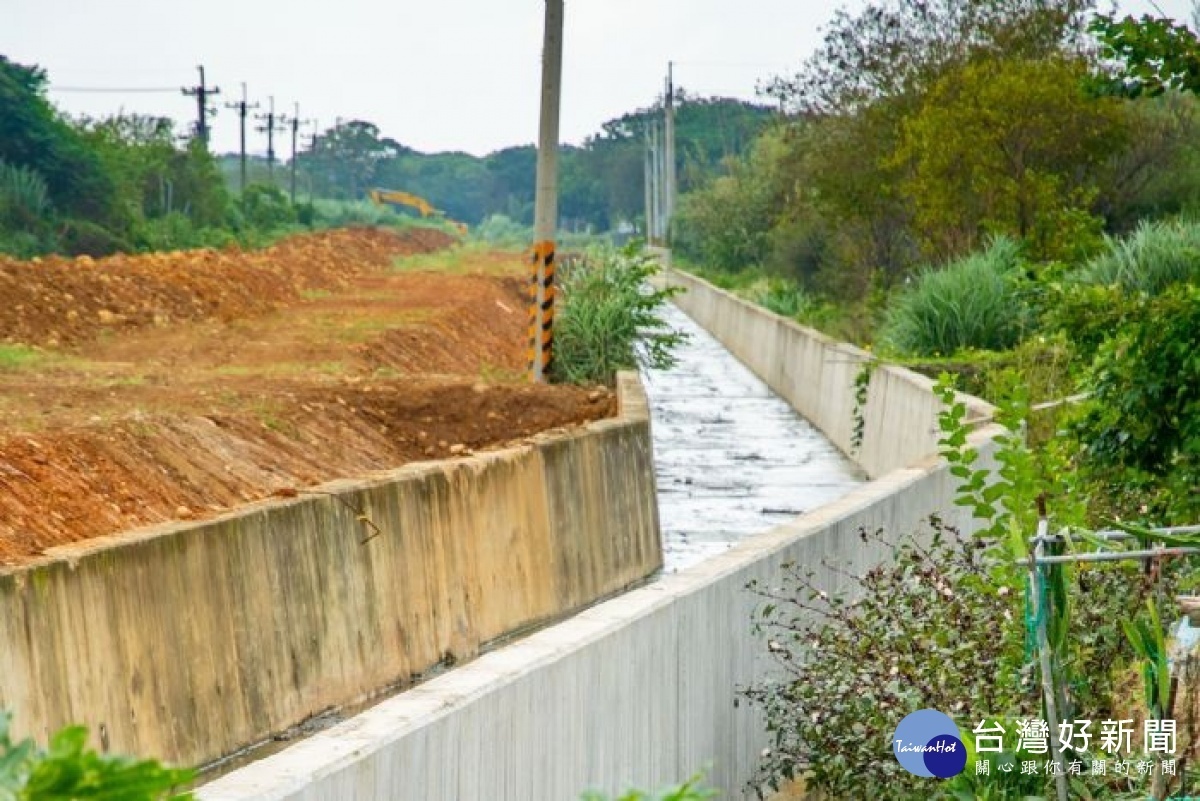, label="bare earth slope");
[0,229,613,565]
